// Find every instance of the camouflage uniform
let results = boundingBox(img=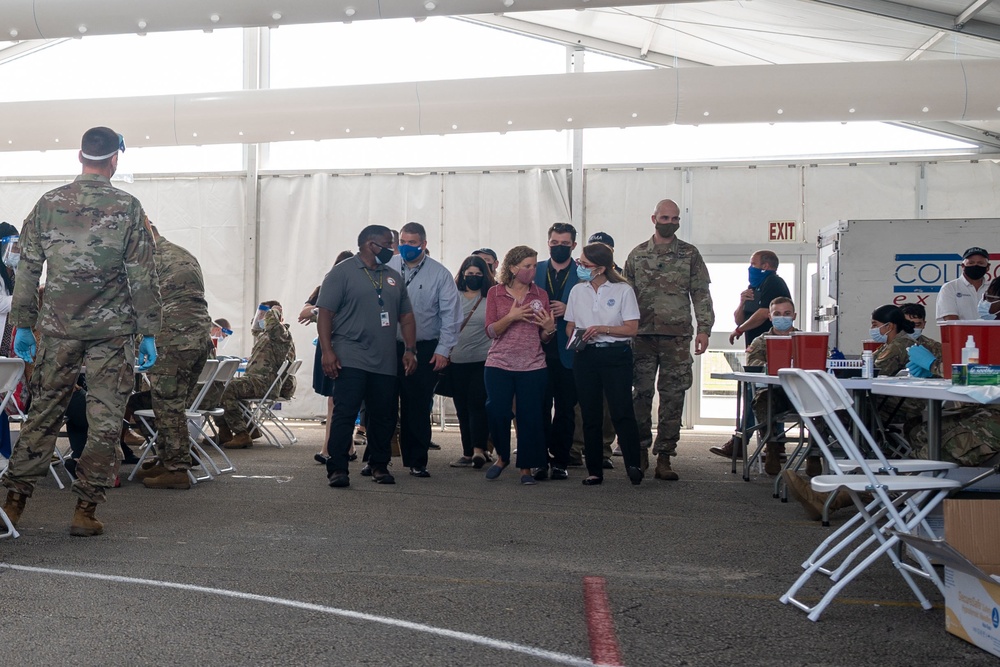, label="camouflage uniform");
[3,174,161,504]
[745,326,797,425]
[873,335,924,426]
[625,235,714,456]
[148,236,213,472]
[204,308,295,434]
[912,334,946,377]
[910,405,1000,466]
